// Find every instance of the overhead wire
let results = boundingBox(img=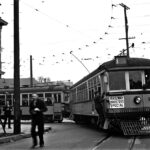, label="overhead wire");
[21,1,95,39]
[2,0,150,78]
[20,0,115,67]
